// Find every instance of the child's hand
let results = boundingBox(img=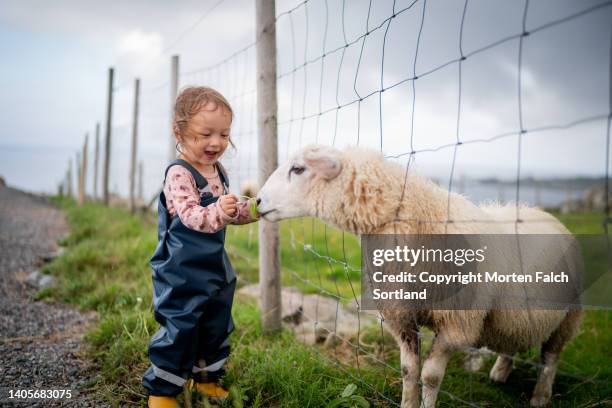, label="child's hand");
[219,194,238,217]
